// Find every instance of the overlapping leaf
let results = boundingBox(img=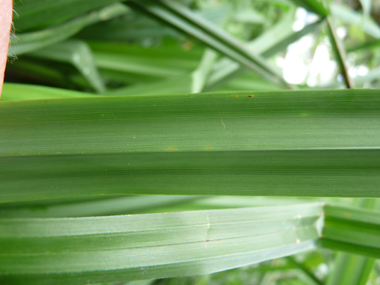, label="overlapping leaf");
[125,0,288,88]
[9,3,128,56]
[0,203,323,284]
